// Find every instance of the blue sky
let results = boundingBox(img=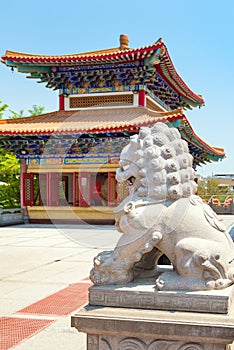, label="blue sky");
[0,0,233,177]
